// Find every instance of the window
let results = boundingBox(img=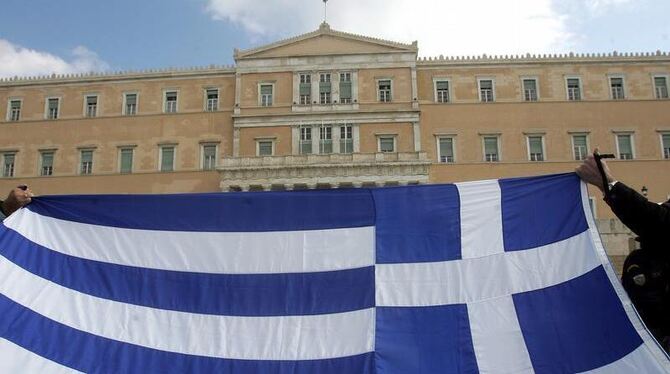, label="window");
[164,91,178,113]
[527,136,545,161]
[79,150,93,175]
[260,84,273,106]
[8,100,21,121]
[610,77,625,100]
[523,79,538,101]
[437,137,455,163]
[661,133,670,159]
[2,153,15,177]
[85,95,98,117]
[40,151,54,176]
[435,80,450,103]
[339,72,352,104]
[379,136,395,153]
[378,80,392,102]
[124,93,137,115]
[319,125,333,154]
[483,136,499,162]
[160,146,175,171]
[202,144,217,170]
[616,134,634,160]
[572,134,589,161]
[257,140,274,156]
[479,79,494,102]
[299,126,312,154]
[566,78,581,101]
[654,76,668,99]
[319,73,331,104]
[46,98,60,119]
[119,148,133,174]
[299,74,311,105]
[339,125,353,154]
[205,89,219,111]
